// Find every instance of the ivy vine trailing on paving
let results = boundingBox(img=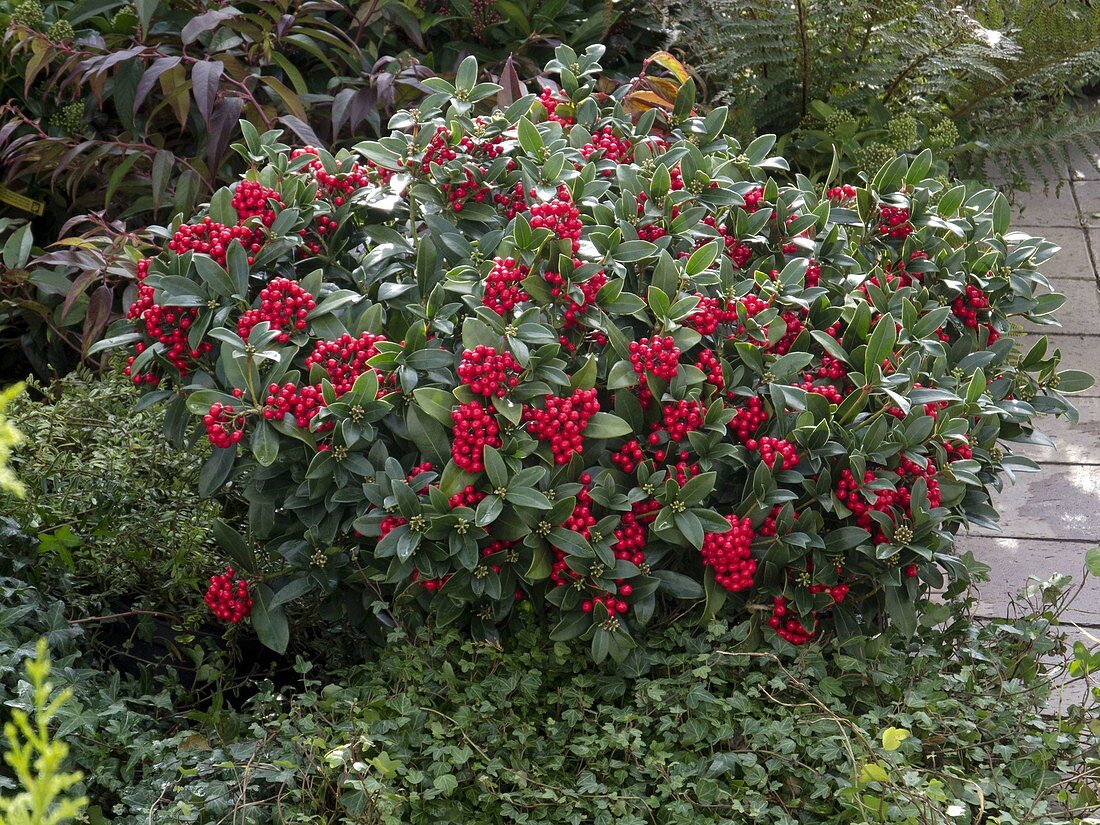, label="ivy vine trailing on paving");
[96,45,1093,661]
